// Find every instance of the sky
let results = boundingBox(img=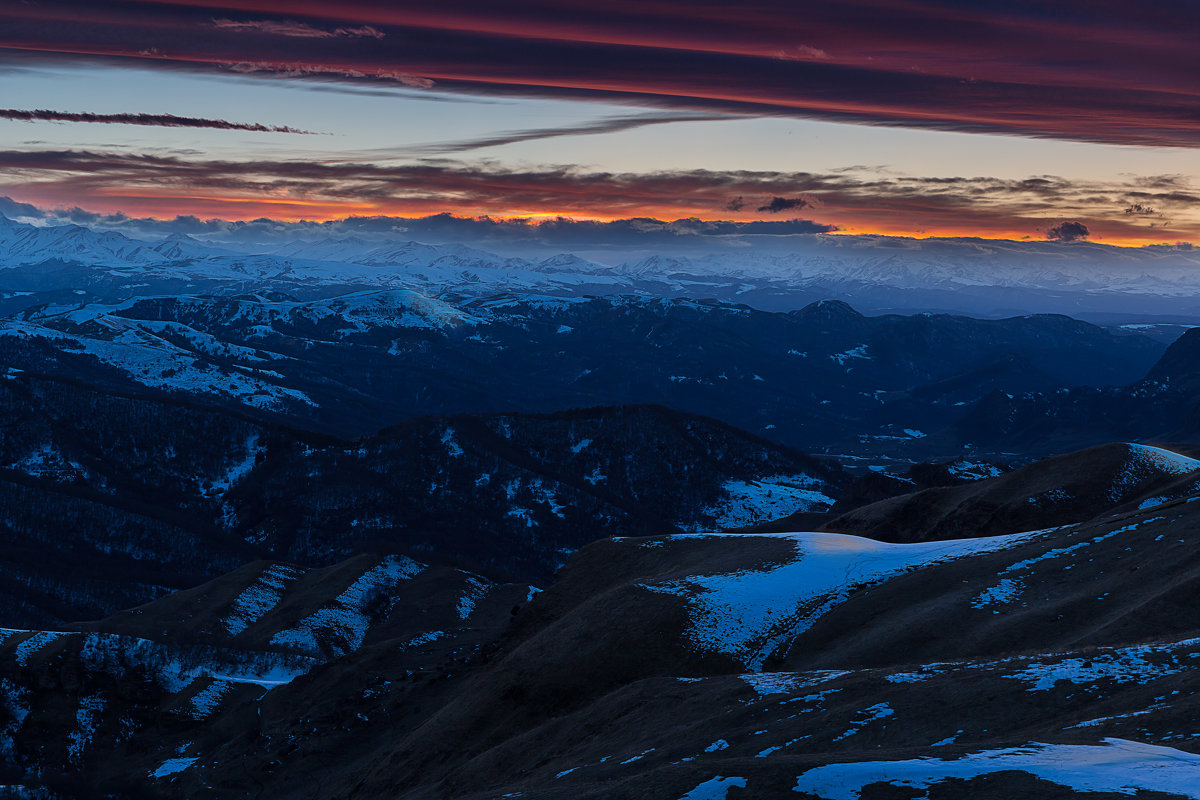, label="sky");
[2,1,1200,245]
